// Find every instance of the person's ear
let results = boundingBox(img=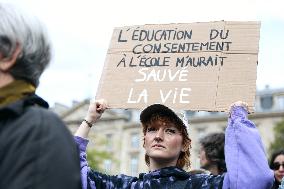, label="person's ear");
[0,44,21,72]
